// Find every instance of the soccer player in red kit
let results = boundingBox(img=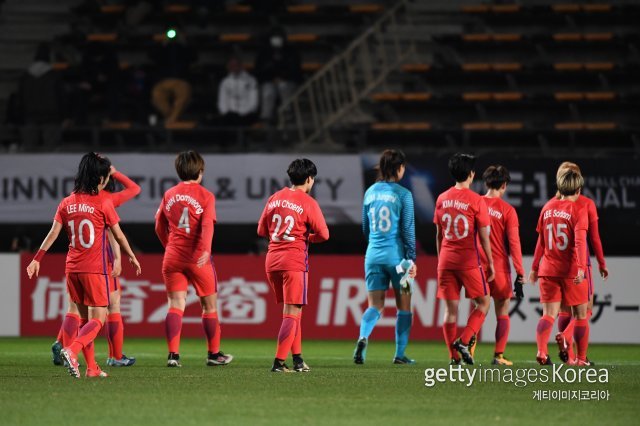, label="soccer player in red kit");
[529,169,589,366]
[155,151,233,367]
[257,158,329,372]
[434,153,495,365]
[51,165,141,368]
[27,153,142,378]
[553,162,608,364]
[480,165,525,366]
